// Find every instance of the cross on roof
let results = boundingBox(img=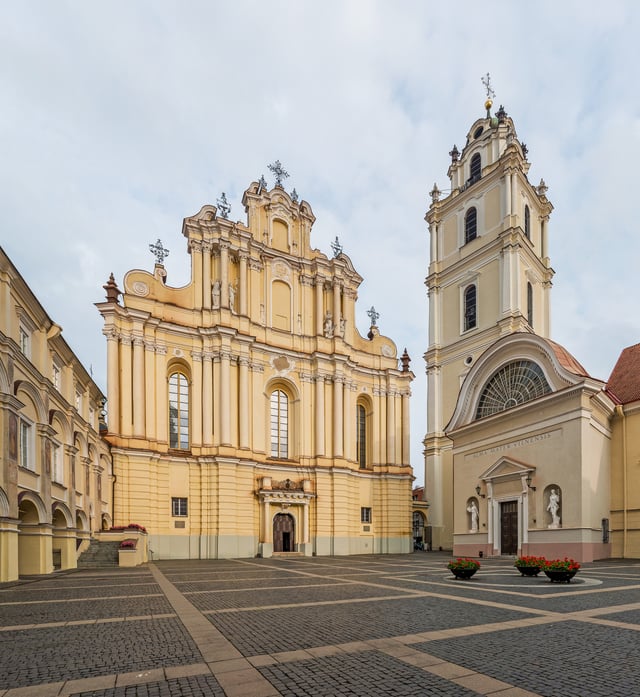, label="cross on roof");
[268,160,289,188]
[481,72,495,100]
[149,239,170,265]
[217,192,231,220]
[367,306,380,326]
